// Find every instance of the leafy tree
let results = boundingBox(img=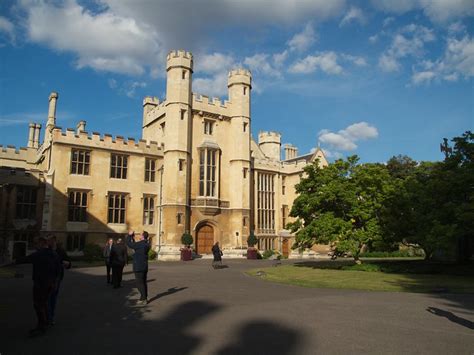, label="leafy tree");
[386,154,417,179]
[289,156,394,263]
